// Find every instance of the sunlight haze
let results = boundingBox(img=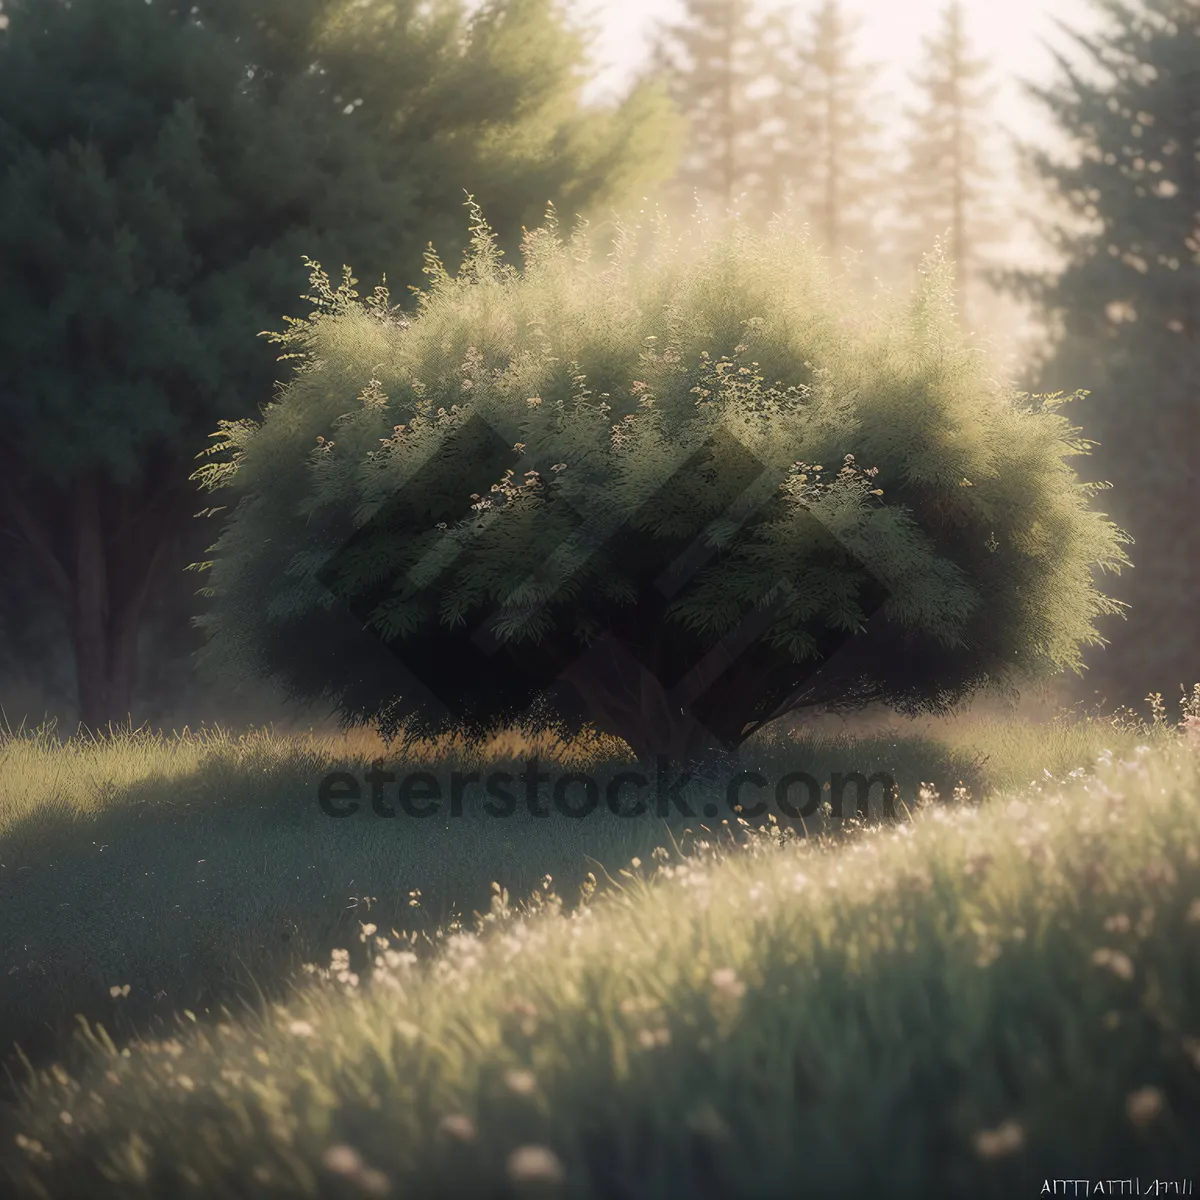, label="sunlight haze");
[566,0,1110,355]
[579,0,1102,153]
